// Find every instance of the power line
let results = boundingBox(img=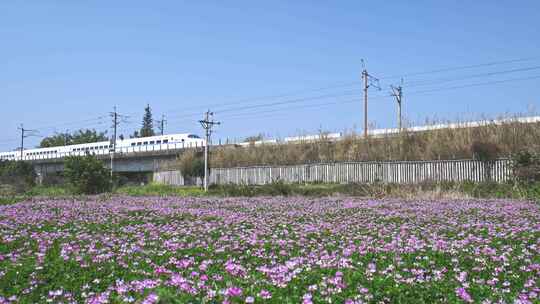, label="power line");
[379,56,540,80]
[407,74,540,95]
[216,74,540,133]
[404,65,540,87]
